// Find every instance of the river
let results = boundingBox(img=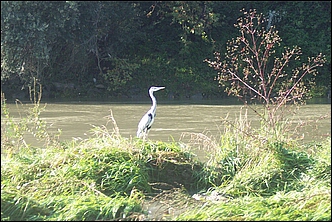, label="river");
[2,99,331,150]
